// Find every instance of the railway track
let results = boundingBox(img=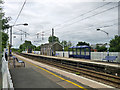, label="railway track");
[17,53,120,88]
